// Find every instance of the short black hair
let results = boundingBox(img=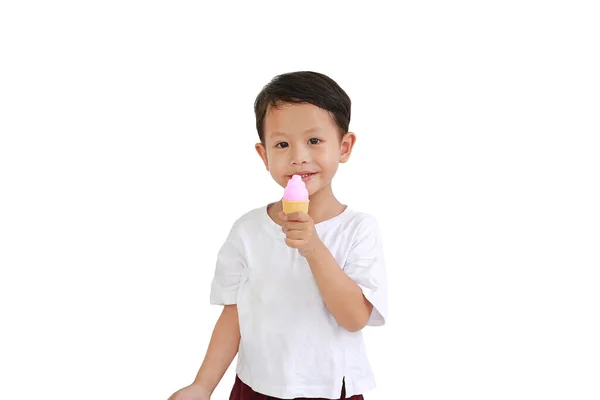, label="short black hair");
[254,71,351,143]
